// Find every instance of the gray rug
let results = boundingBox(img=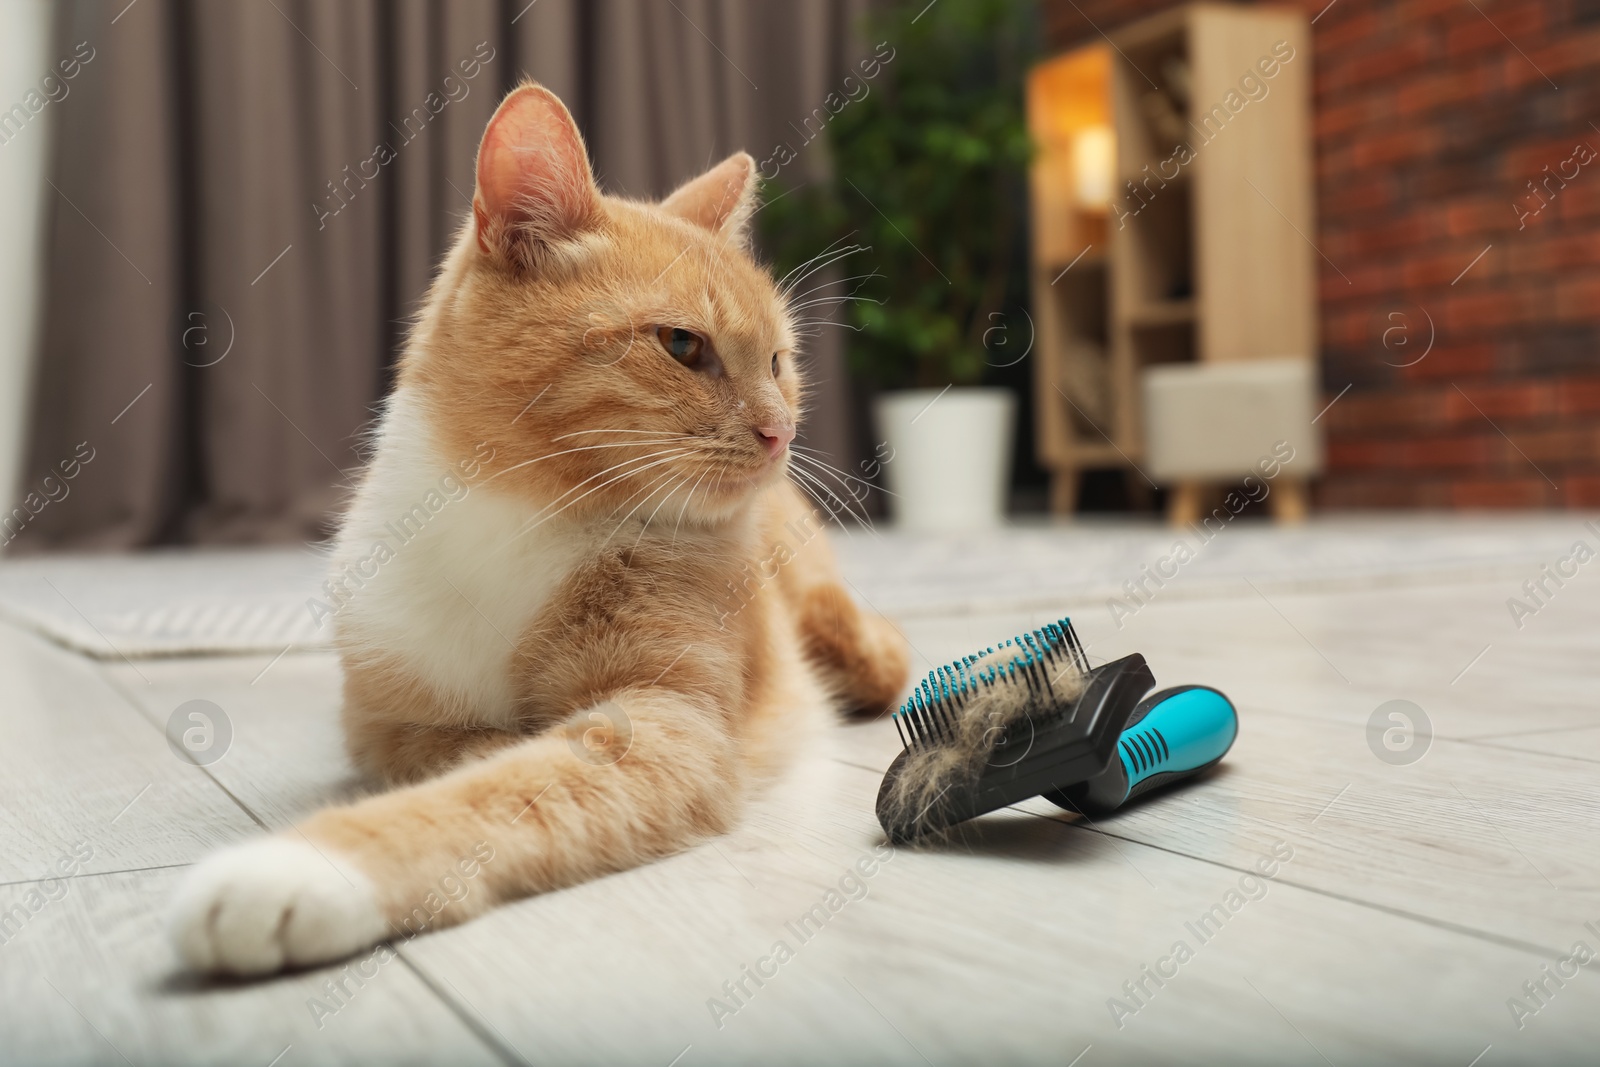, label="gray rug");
[0,547,330,659]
